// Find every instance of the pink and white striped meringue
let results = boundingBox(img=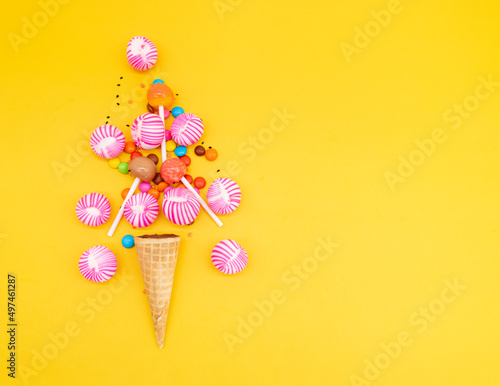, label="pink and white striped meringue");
[170,113,204,146]
[207,178,241,215]
[162,188,200,225]
[90,125,126,159]
[126,36,158,71]
[131,113,165,150]
[124,193,159,228]
[76,193,111,227]
[79,245,117,283]
[211,239,248,275]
